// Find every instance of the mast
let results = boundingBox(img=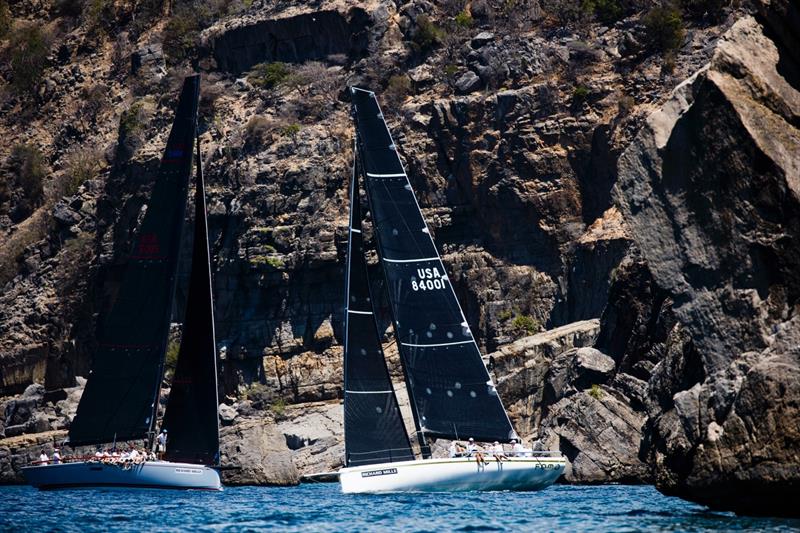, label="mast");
[162,134,221,465]
[350,86,517,444]
[343,140,414,467]
[69,76,200,447]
